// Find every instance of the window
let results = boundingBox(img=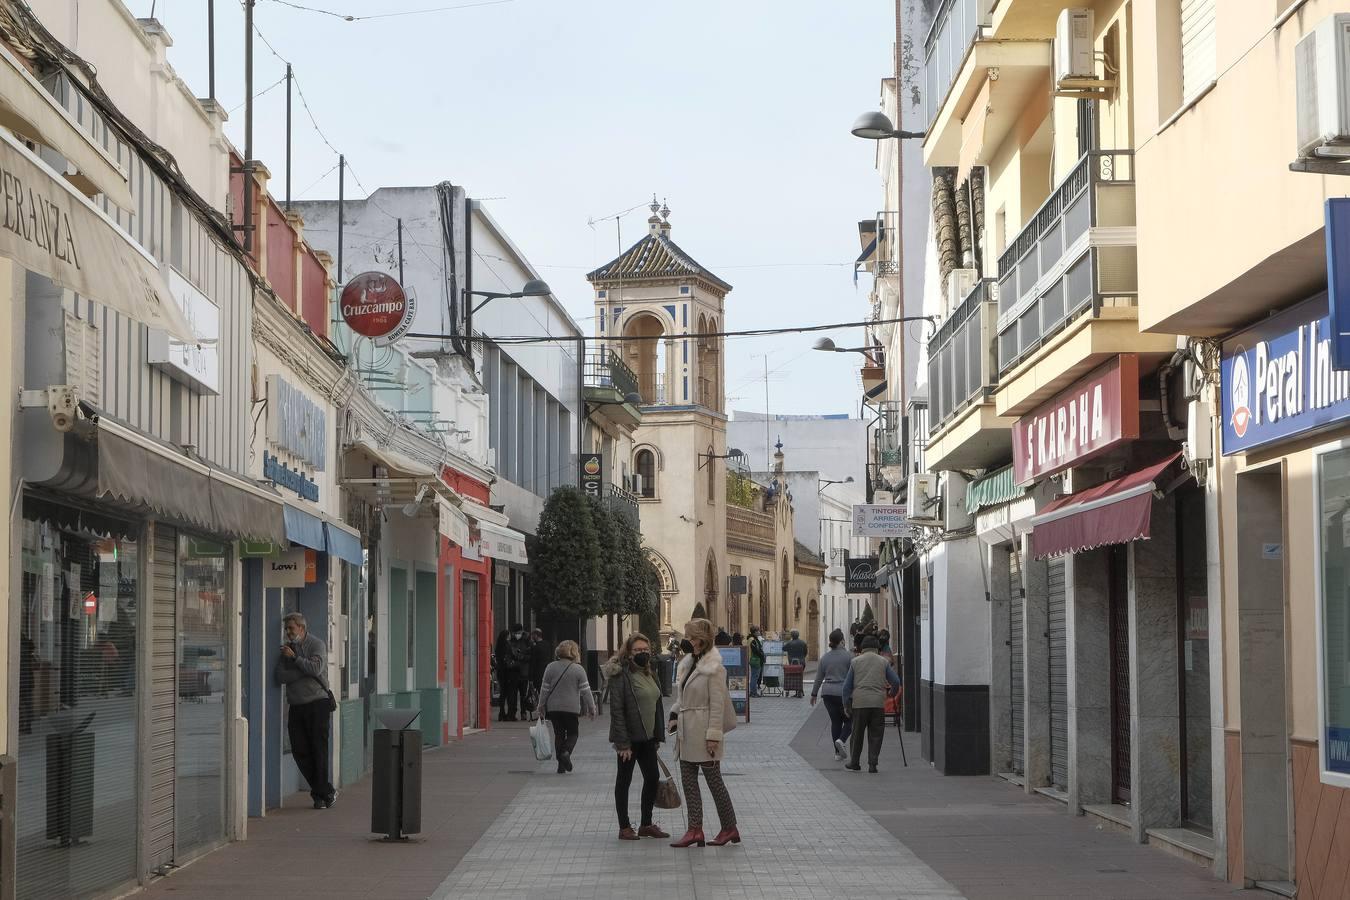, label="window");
[636,449,656,498]
[1180,0,1216,102]
[1320,445,1350,783]
[707,446,716,503]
